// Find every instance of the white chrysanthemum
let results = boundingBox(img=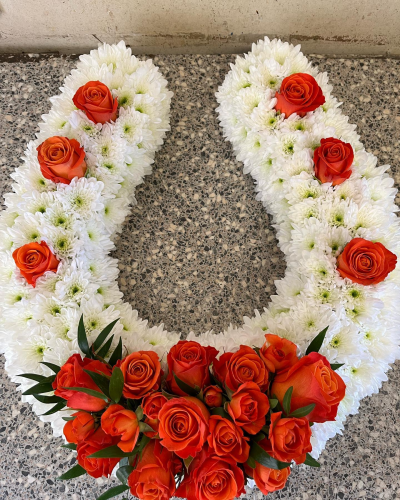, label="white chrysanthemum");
[8,212,43,248]
[55,268,98,304]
